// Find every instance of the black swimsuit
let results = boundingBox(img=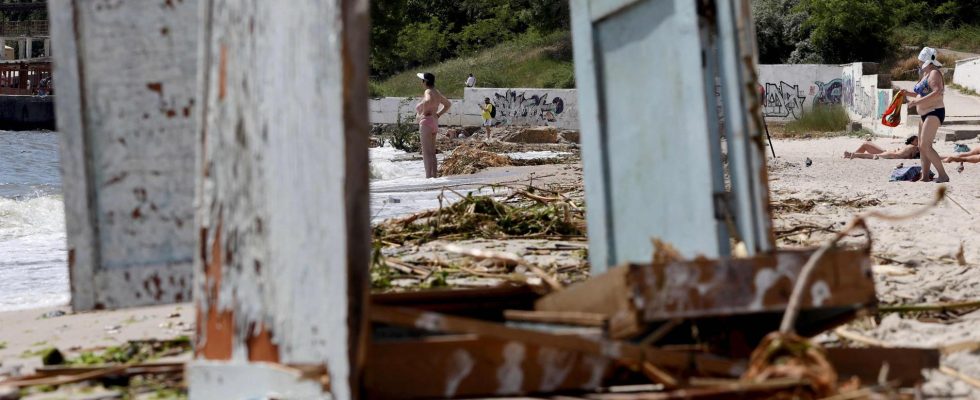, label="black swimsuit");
[922,107,946,125]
